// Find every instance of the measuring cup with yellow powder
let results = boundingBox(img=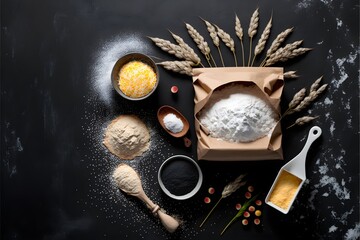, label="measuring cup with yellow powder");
[265,126,322,214]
